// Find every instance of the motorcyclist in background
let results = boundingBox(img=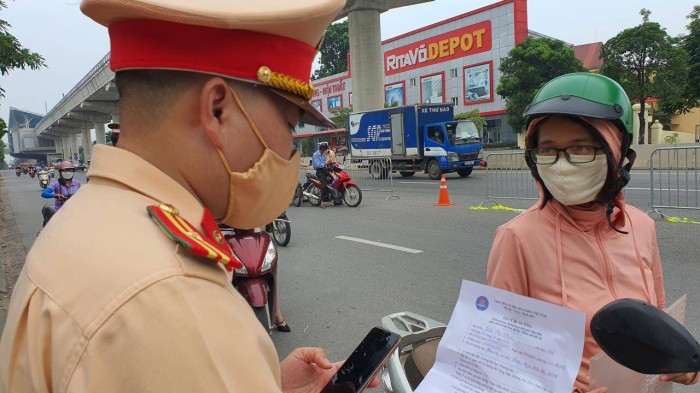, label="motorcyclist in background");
[41,161,82,225]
